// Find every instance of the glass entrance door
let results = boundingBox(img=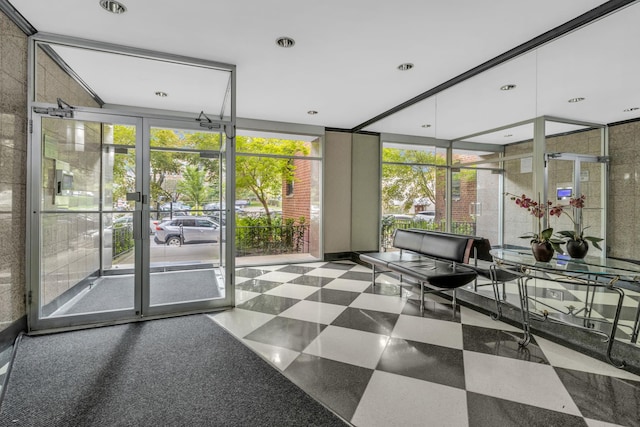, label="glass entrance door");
[545,153,607,257]
[29,112,142,330]
[144,121,226,316]
[29,112,230,332]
